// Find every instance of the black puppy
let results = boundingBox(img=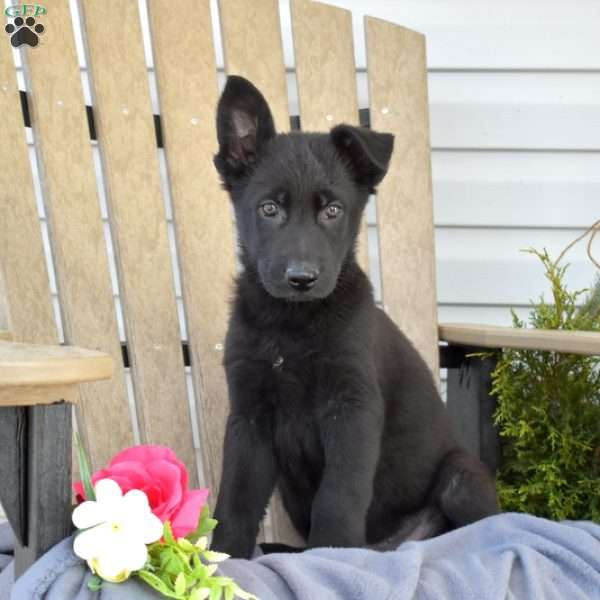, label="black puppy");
[211,76,499,559]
